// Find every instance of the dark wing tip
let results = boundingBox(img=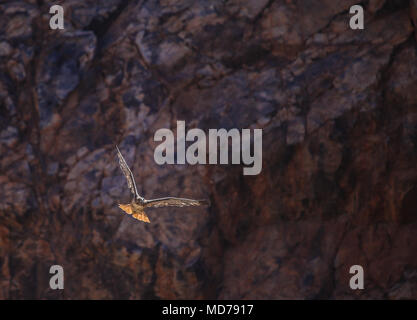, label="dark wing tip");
[199,199,210,206]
